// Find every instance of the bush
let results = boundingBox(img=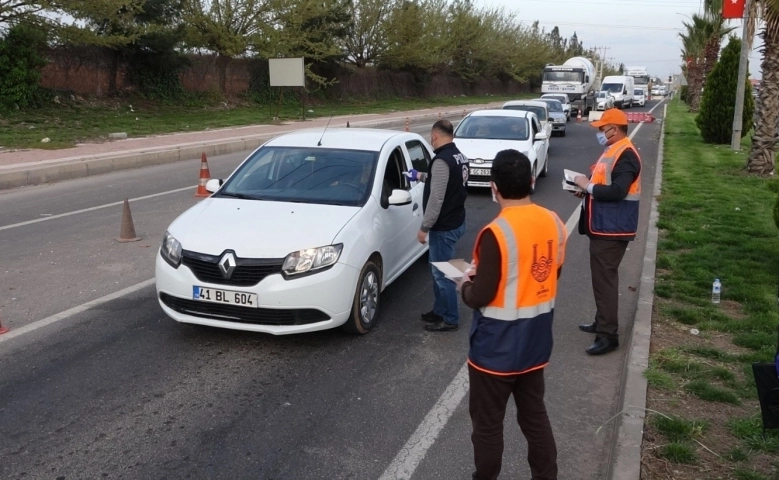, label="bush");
[0,23,48,110]
[696,36,754,144]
